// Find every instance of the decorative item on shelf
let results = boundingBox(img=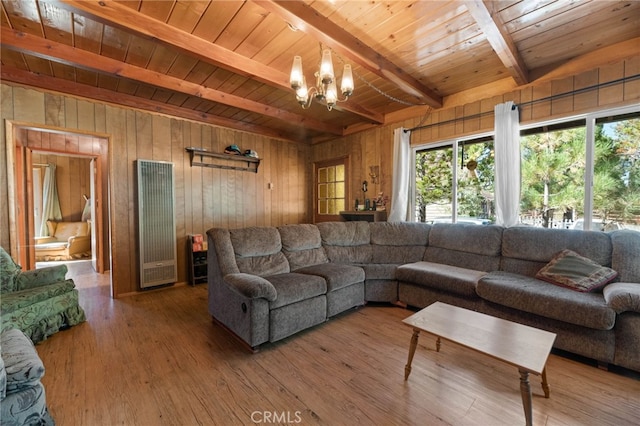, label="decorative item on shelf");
[374,192,389,210]
[365,199,370,210]
[369,165,379,184]
[289,44,354,111]
[224,144,242,155]
[354,199,359,210]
